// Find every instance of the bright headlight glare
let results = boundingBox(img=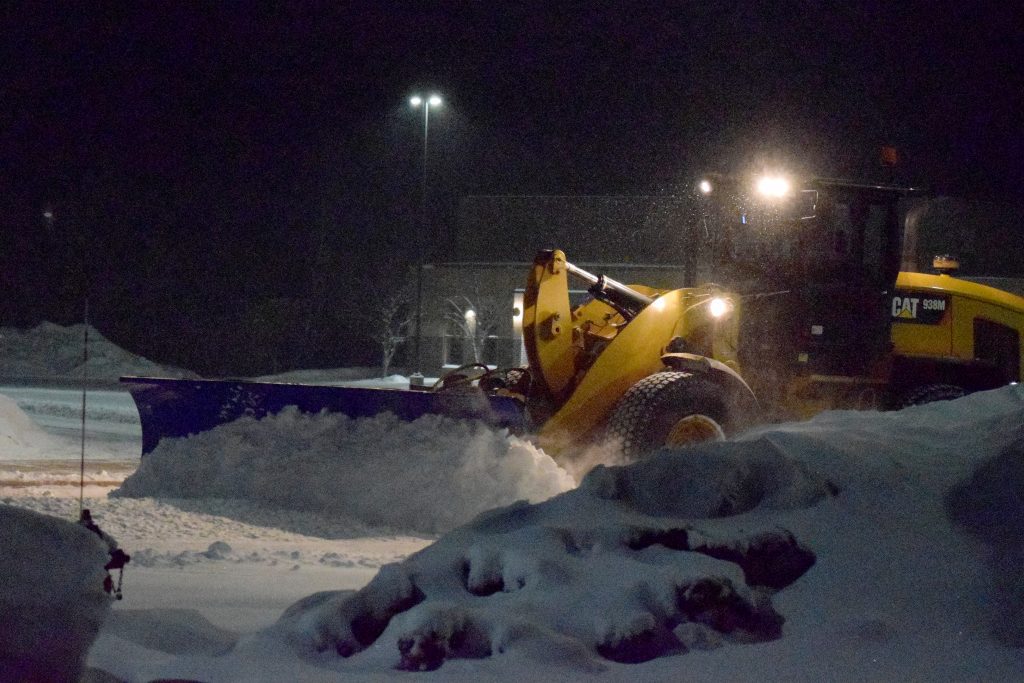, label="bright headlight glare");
[756,175,791,198]
[709,297,729,318]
